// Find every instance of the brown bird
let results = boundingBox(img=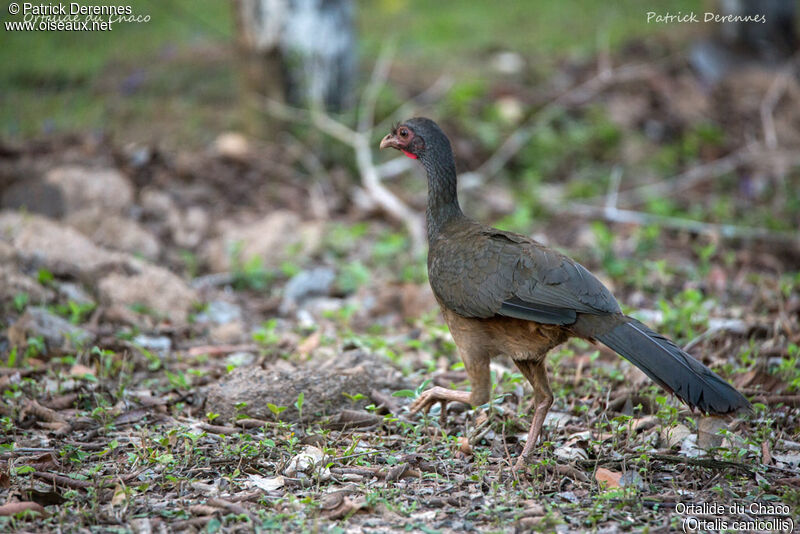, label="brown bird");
[380,117,750,470]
